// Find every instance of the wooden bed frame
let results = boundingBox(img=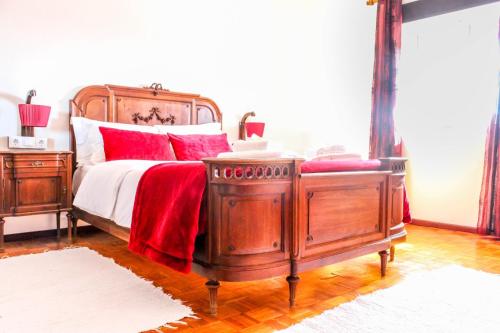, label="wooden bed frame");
[69,84,407,315]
